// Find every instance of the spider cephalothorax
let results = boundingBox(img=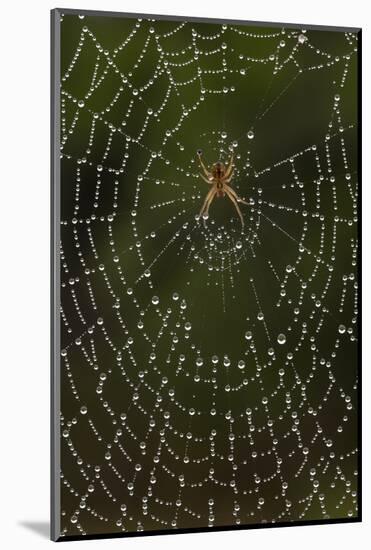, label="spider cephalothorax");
[197,150,248,227]
[212,161,225,182]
